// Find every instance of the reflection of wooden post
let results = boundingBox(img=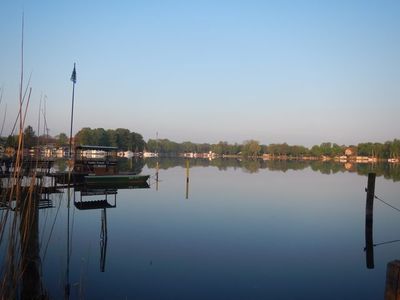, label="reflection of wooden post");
[156,161,159,191]
[185,159,189,199]
[385,260,400,300]
[365,173,376,269]
[100,208,108,272]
